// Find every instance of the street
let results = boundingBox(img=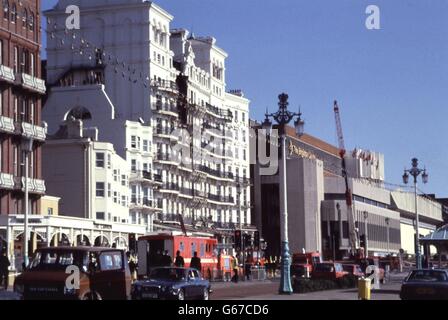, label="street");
[211,272,406,300]
[0,272,406,301]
